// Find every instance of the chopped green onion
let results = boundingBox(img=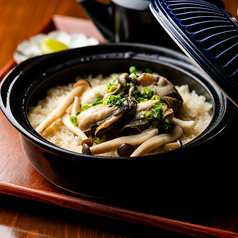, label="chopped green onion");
[153,109,163,121]
[106,82,118,92]
[153,103,163,121]
[106,84,117,92]
[69,116,77,126]
[138,98,148,103]
[129,66,137,75]
[134,91,145,102]
[162,118,171,131]
[92,95,103,106]
[144,102,164,122]
[105,94,126,107]
[151,95,160,101]
[133,87,155,103]
[81,104,91,111]
[153,102,163,109]
[142,87,153,98]
[81,94,104,110]
[129,73,137,80]
[133,90,142,99]
[106,77,119,93]
[94,137,101,144]
[103,98,108,105]
[76,110,81,116]
[145,112,153,120]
